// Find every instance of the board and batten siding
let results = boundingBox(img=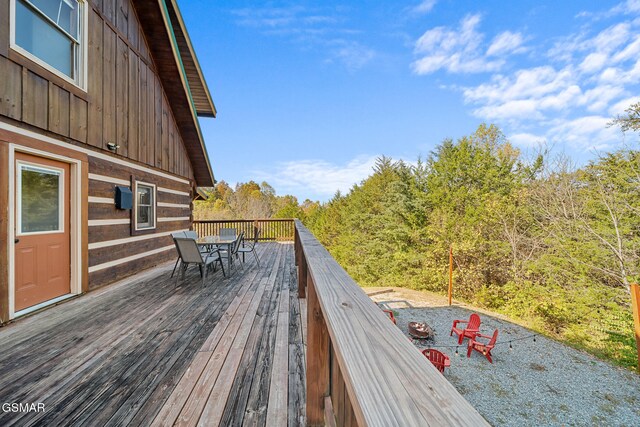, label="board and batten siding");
[0,0,195,180]
[87,156,192,289]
